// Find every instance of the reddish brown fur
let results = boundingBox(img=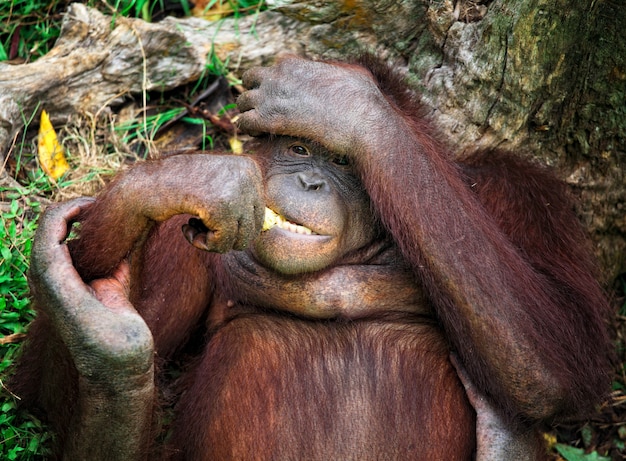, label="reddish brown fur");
[168,315,474,460]
[357,58,612,421]
[12,58,612,460]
